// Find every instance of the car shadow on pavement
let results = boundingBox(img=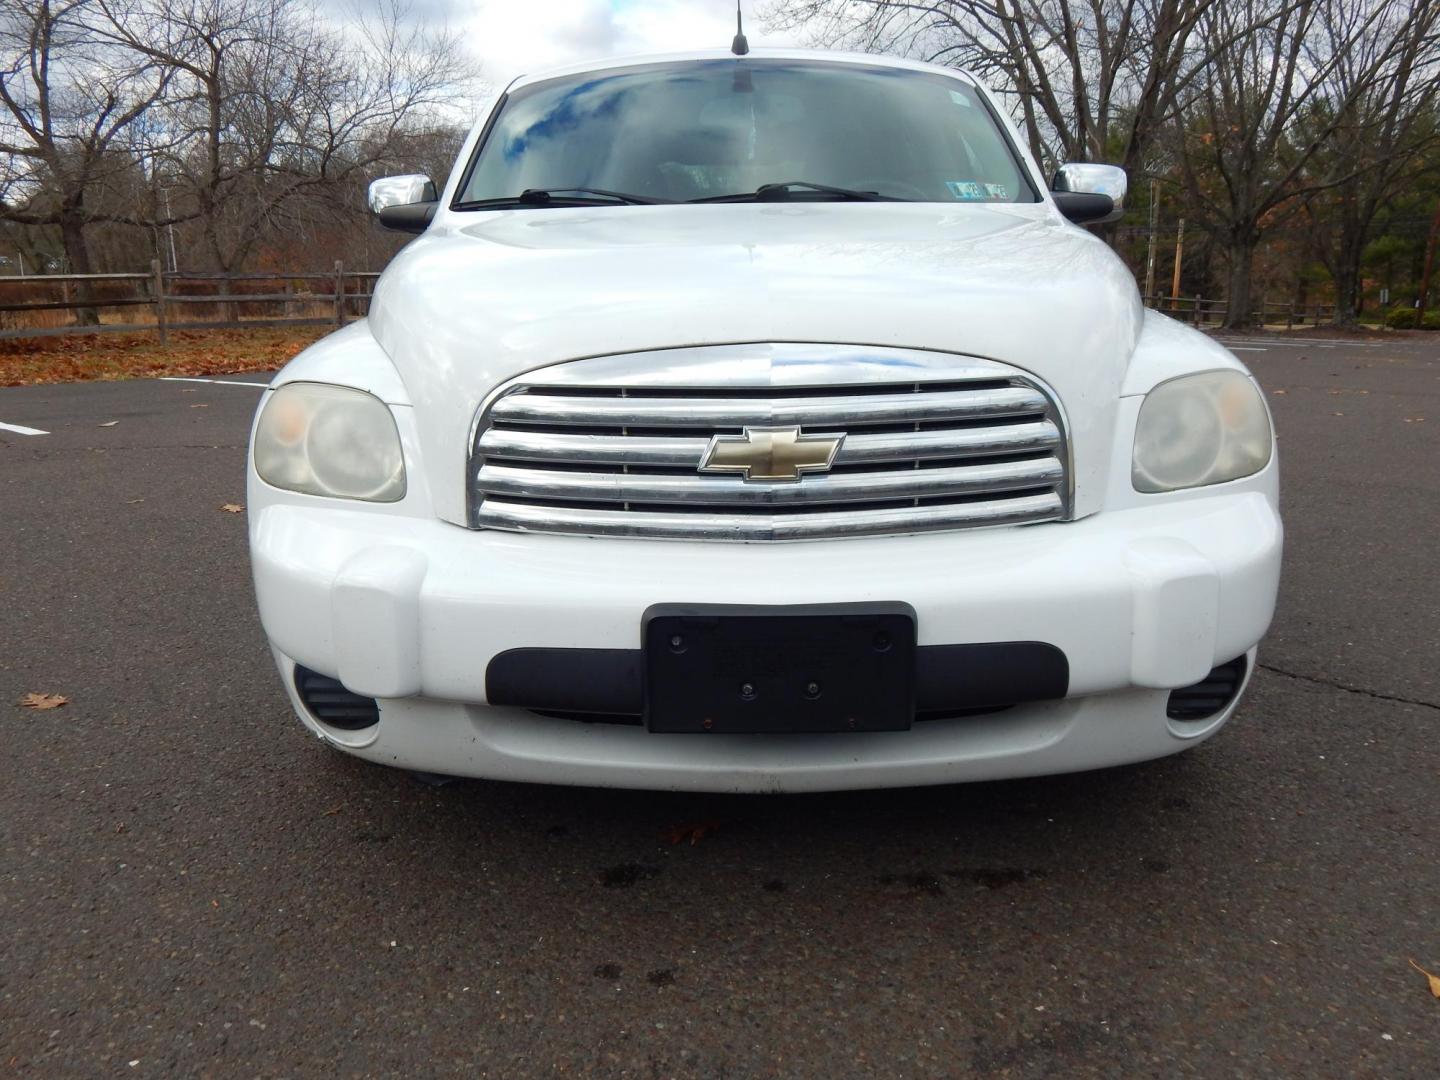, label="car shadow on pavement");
[302,739,1228,909]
